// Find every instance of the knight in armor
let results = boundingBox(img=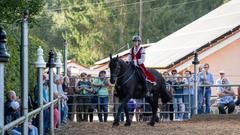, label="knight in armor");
[128,35,157,94]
